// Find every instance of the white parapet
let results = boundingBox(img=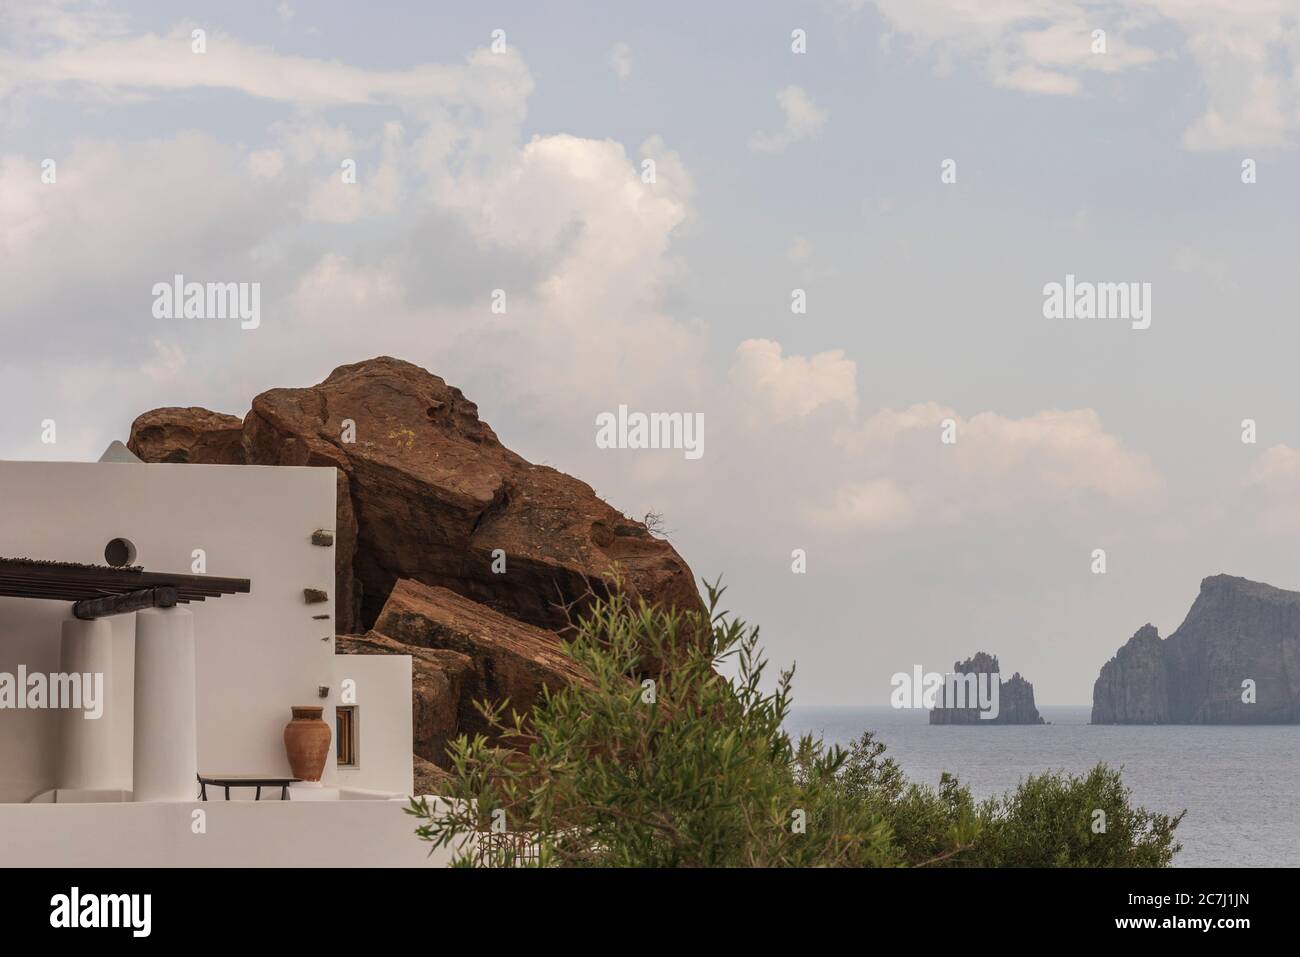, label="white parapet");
[132,606,197,802]
[58,617,115,790]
